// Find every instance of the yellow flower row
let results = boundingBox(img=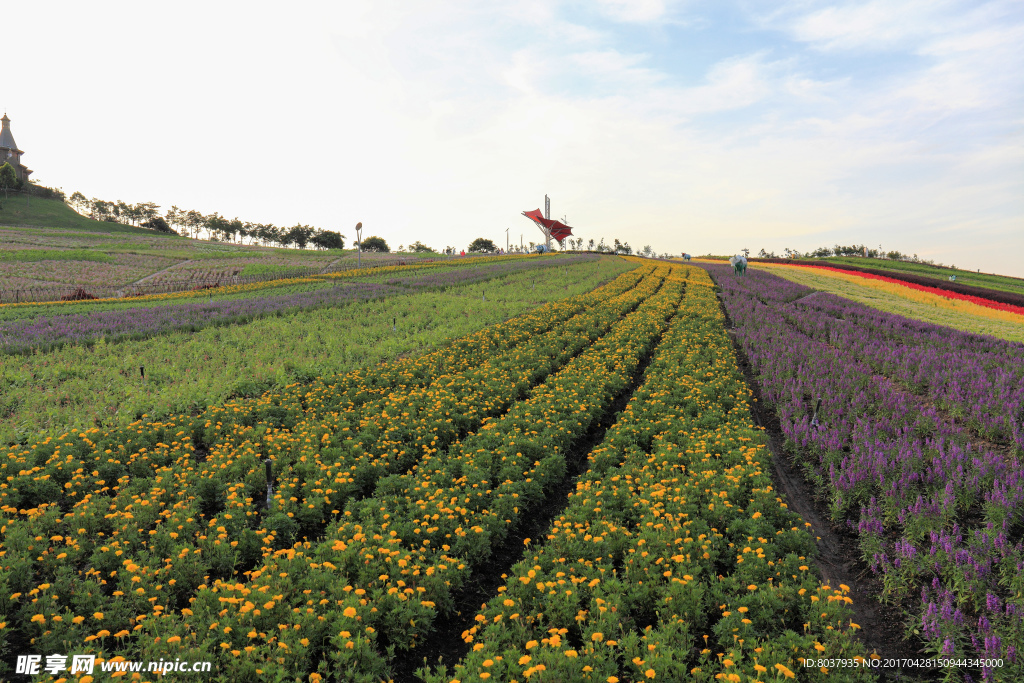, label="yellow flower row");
[432,266,872,683]
[0,265,656,678]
